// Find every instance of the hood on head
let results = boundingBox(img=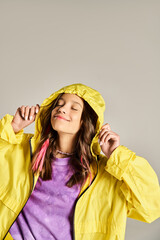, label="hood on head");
[33,83,105,158]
